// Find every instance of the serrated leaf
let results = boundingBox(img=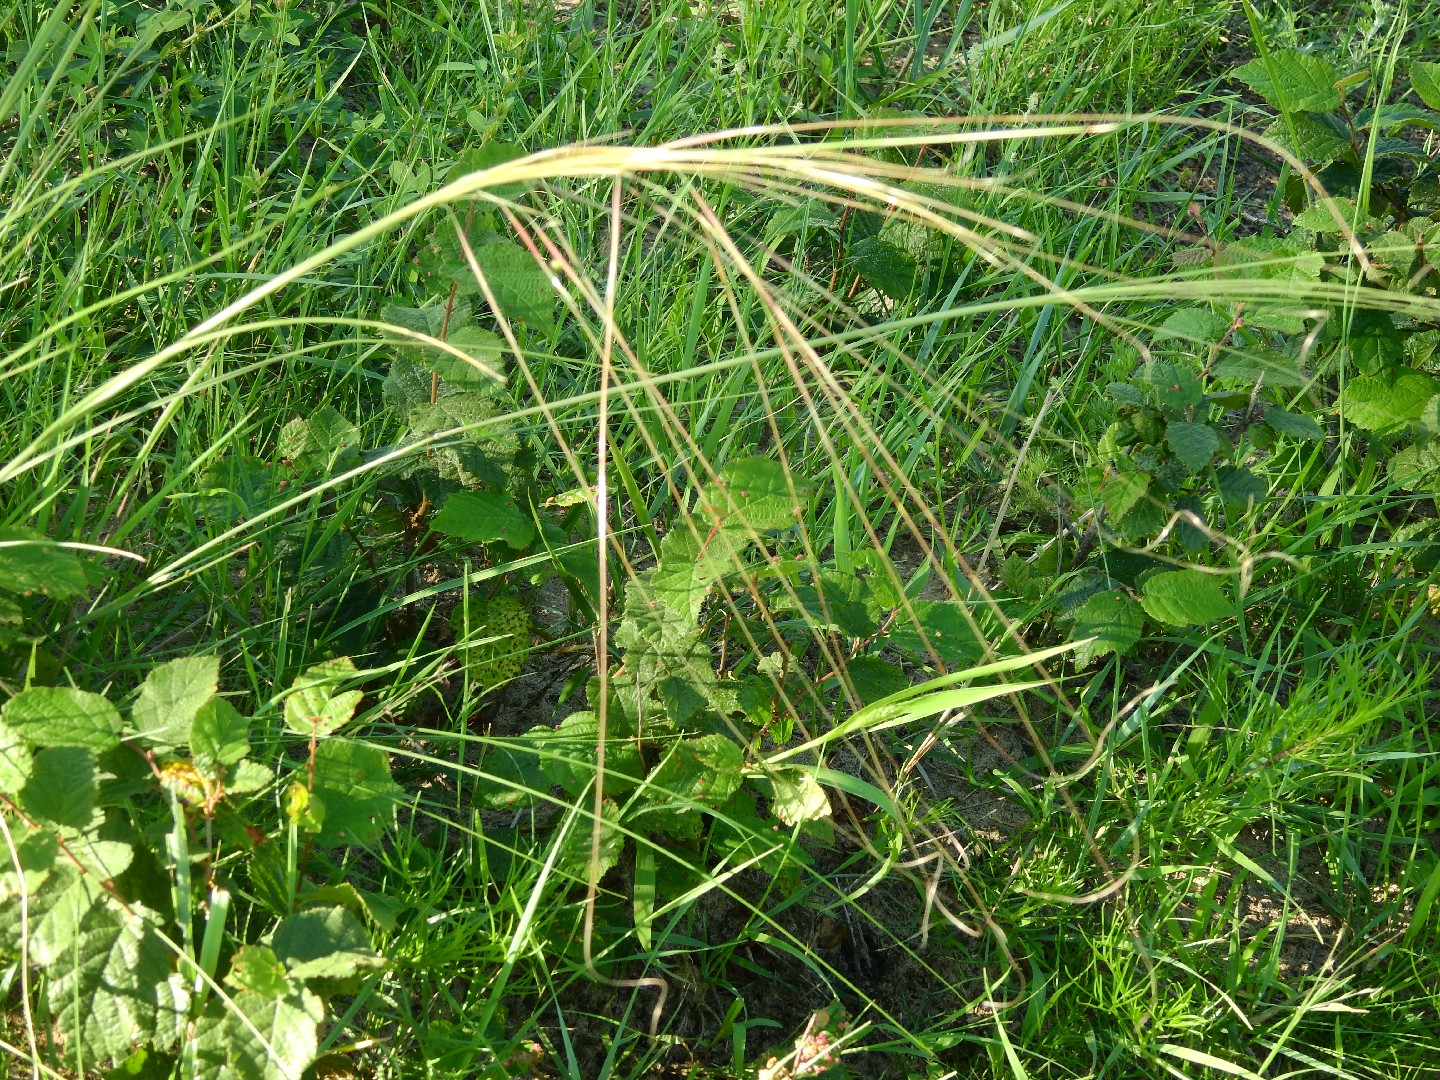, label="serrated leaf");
[46,901,190,1065]
[1102,470,1151,520]
[20,746,97,828]
[192,698,250,771]
[277,407,361,478]
[557,797,624,876]
[430,490,535,549]
[1293,198,1359,233]
[464,242,559,332]
[647,528,746,622]
[1139,570,1232,627]
[1156,307,1228,347]
[1263,406,1324,439]
[1144,362,1205,411]
[1165,421,1221,472]
[840,656,909,706]
[1234,51,1342,112]
[1215,465,1268,511]
[530,711,643,797]
[701,457,807,532]
[884,600,984,666]
[227,945,292,998]
[132,656,219,748]
[647,734,743,809]
[1389,443,1440,487]
[1341,368,1440,433]
[779,574,878,640]
[763,767,832,826]
[310,739,401,848]
[284,658,363,737]
[0,722,33,791]
[3,686,122,750]
[1263,112,1351,163]
[270,906,385,981]
[1211,349,1310,387]
[1347,309,1406,374]
[0,528,89,599]
[1413,62,1440,110]
[226,759,273,795]
[1071,589,1144,664]
[848,235,919,298]
[447,141,528,195]
[474,737,549,810]
[195,985,322,1080]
